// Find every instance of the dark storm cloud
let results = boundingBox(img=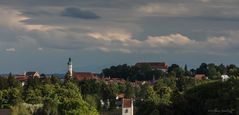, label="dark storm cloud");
[61,7,100,19]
